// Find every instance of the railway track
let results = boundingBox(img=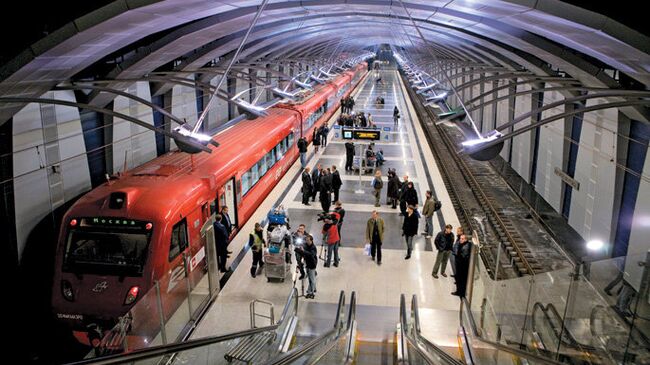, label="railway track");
[402,73,564,279]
